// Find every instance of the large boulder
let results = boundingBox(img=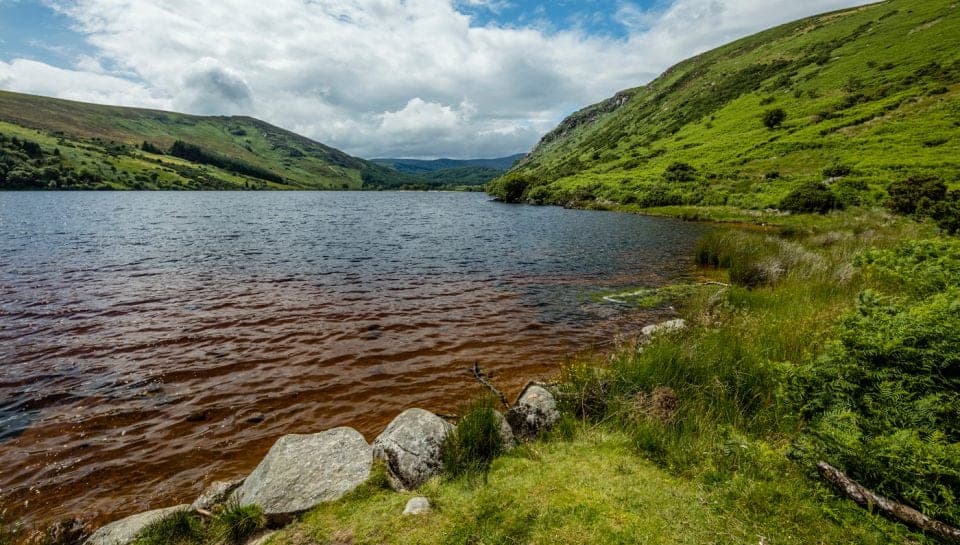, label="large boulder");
[372,408,453,490]
[506,385,559,440]
[232,427,372,521]
[86,505,190,545]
